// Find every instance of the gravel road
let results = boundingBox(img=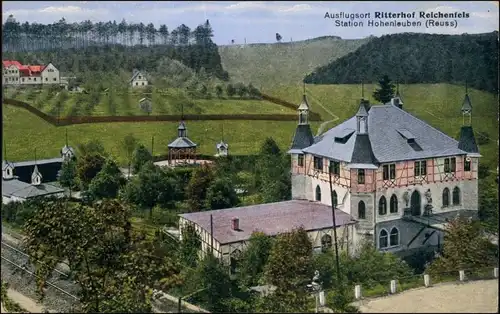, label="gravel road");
[356,279,498,313]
